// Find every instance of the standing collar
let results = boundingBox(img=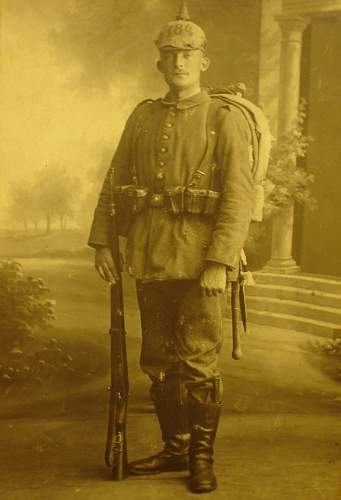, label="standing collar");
[161,89,210,109]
